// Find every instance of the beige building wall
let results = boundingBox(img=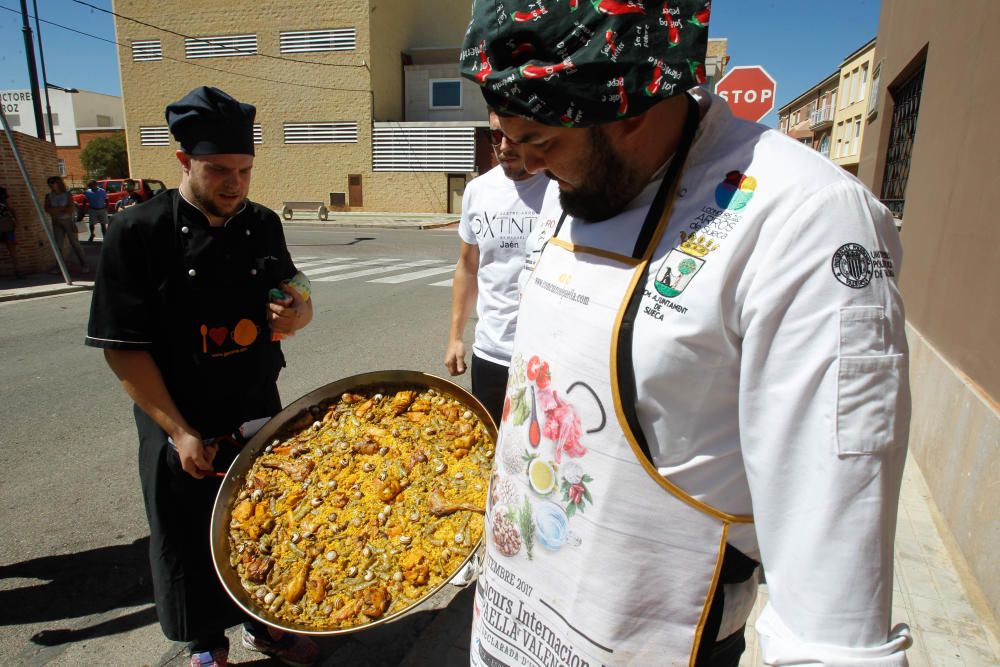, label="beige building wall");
[115,0,474,213]
[858,0,1000,623]
[831,39,875,174]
